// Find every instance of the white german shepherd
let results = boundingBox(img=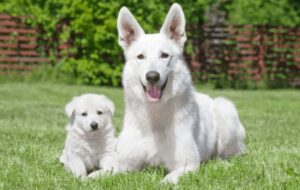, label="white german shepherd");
[116,3,246,184]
